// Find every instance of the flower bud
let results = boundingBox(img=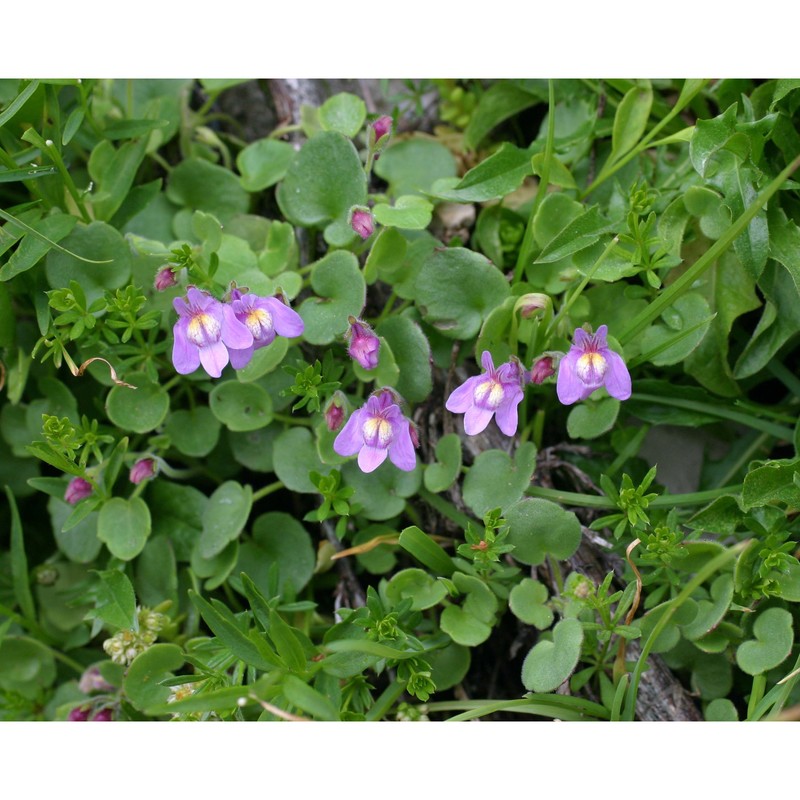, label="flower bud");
[347,316,380,370]
[515,293,550,318]
[530,356,555,384]
[324,392,347,432]
[68,706,90,721]
[91,708,113,722]
[78,665,115,695]
[350,208,374,240]
[154,266,178,291]
[64,477,92,506]
[129,458,157,485]
[370,115,393,147]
